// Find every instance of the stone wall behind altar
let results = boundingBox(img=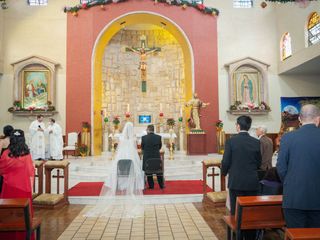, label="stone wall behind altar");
[101,28,185,124]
